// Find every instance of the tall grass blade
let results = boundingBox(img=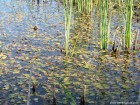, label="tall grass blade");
[63,0,73,56]
[99,0,109,50]
[125,0,133,49]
